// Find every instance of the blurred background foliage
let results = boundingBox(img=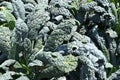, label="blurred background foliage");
[110,0,120,35]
